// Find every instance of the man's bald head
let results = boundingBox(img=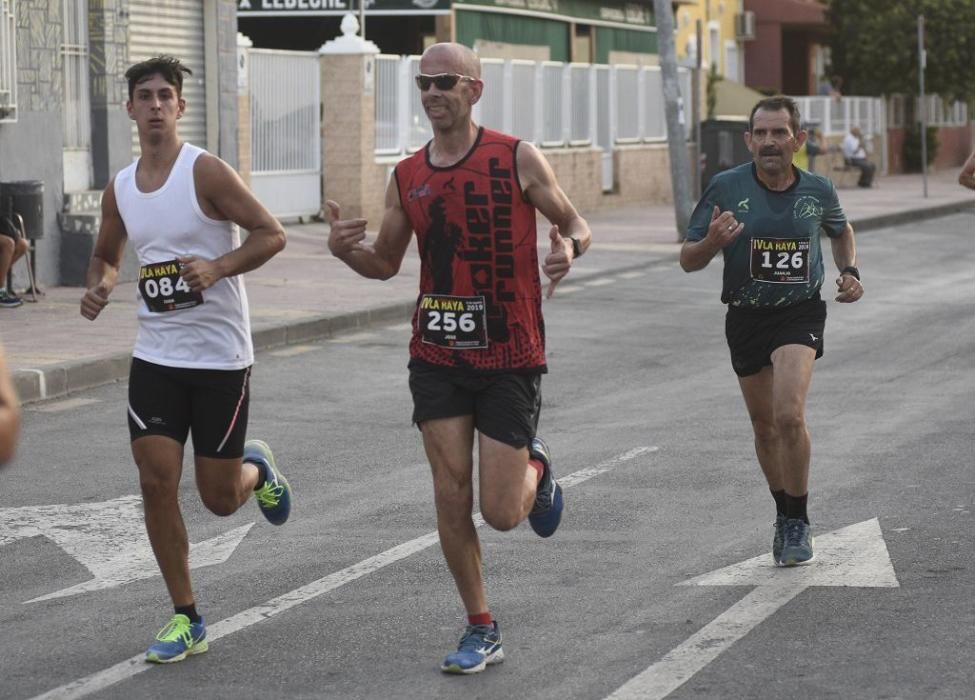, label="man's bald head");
[420,42,481,79]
